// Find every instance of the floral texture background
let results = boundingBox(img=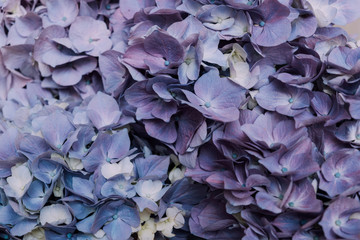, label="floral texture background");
[0,0,360,239]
